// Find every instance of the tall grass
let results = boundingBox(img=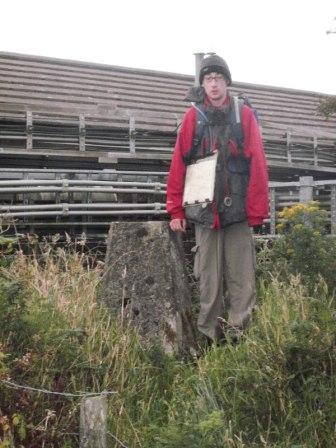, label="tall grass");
[0,244,180,447]
[0,240,336,447]
[153,276,336,447]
